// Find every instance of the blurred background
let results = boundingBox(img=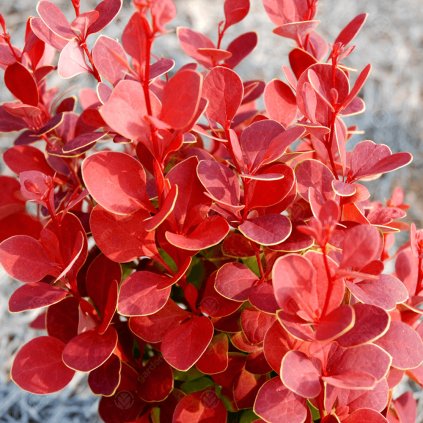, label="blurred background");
[1,0,423,421]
